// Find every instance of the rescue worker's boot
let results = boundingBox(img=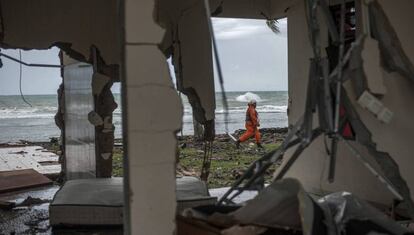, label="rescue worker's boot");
[257,143,264,149]
[236,140,241,149]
